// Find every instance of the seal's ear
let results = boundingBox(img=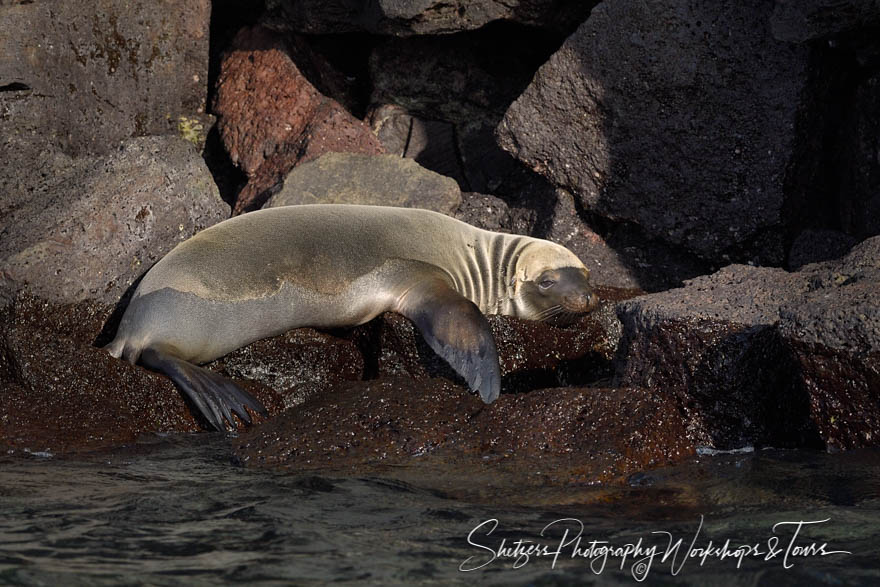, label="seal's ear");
[396,277,501,404]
